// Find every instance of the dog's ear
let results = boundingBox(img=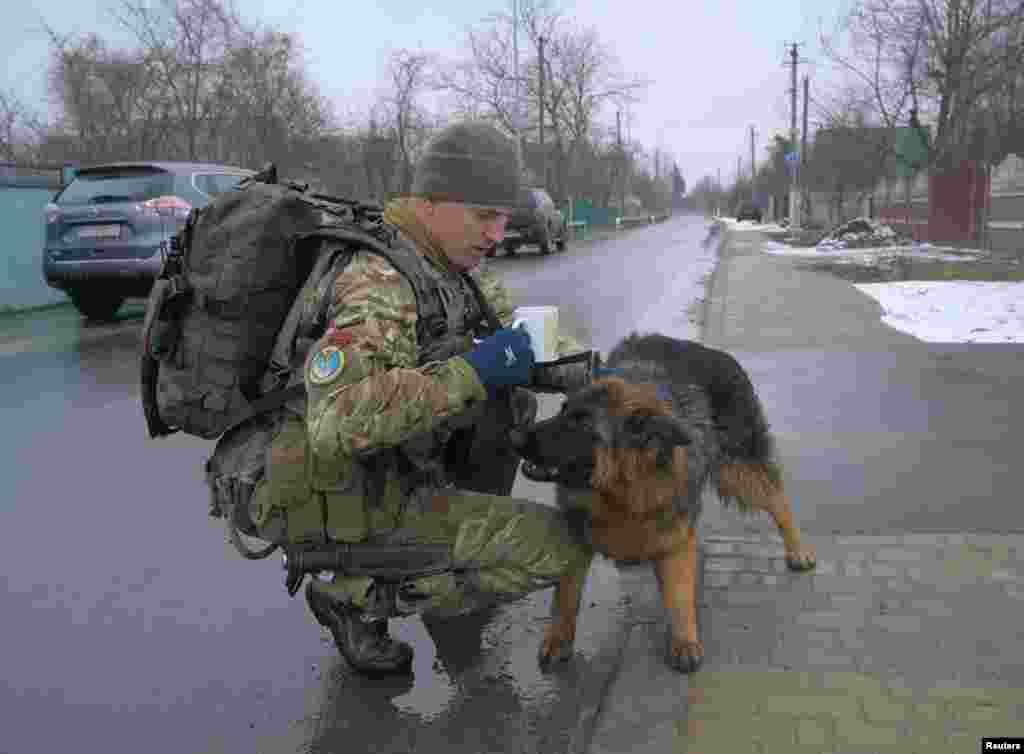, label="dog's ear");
[621,415,691,467]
